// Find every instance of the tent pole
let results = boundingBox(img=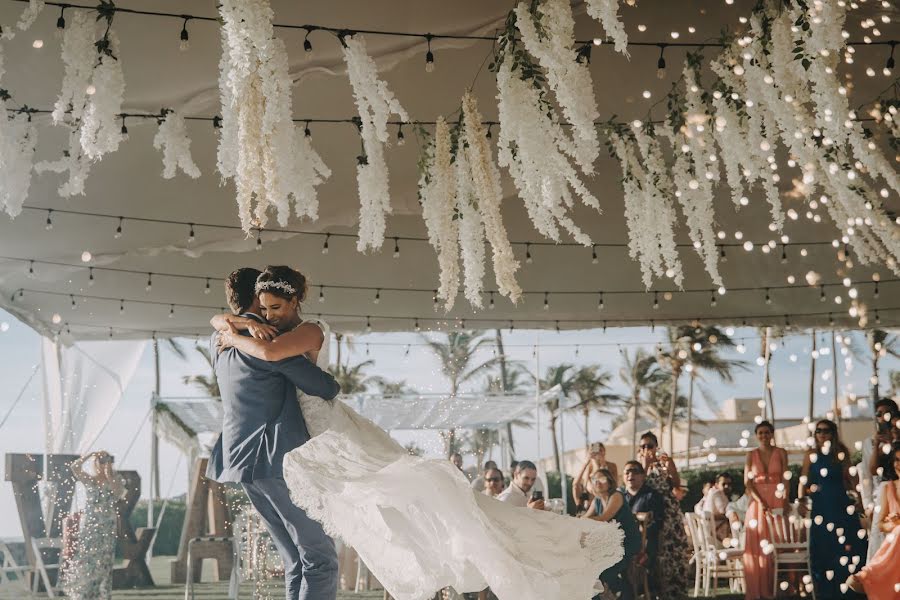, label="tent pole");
[832,331,841,427]
[148,338,161,559]
[534,338,545,492]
